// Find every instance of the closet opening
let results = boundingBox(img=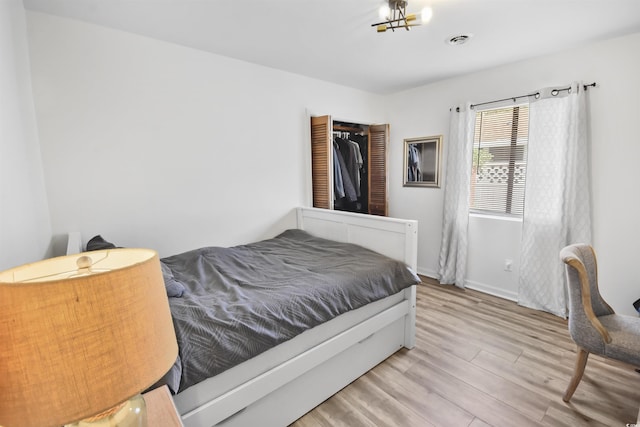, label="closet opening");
[310,115,388,216]
[332,121,369,214]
